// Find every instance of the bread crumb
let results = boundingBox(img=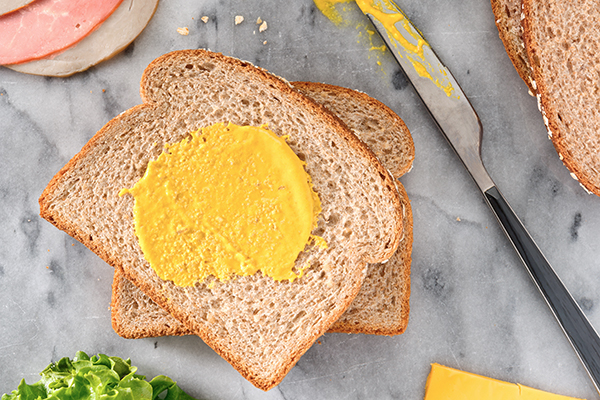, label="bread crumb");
[235,15,244,25]
[257,17,262,24]
[102,89,106,93]
[456,217,461,221]
[317,340,322,345]
[263,40,267,45]
[259,20,268,32]
[201,16,209,23]
[177,27,189,36]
